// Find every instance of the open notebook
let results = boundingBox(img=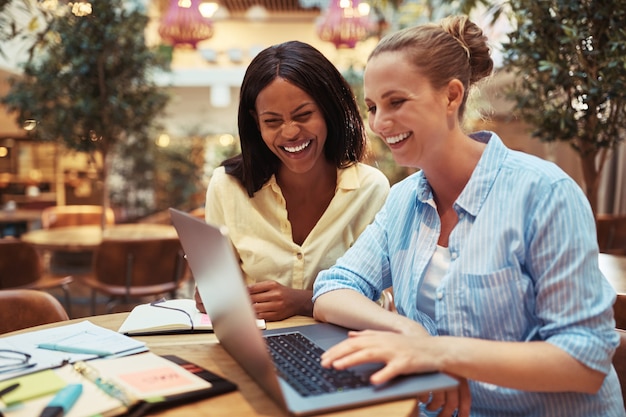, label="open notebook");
[118,298,266,336]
